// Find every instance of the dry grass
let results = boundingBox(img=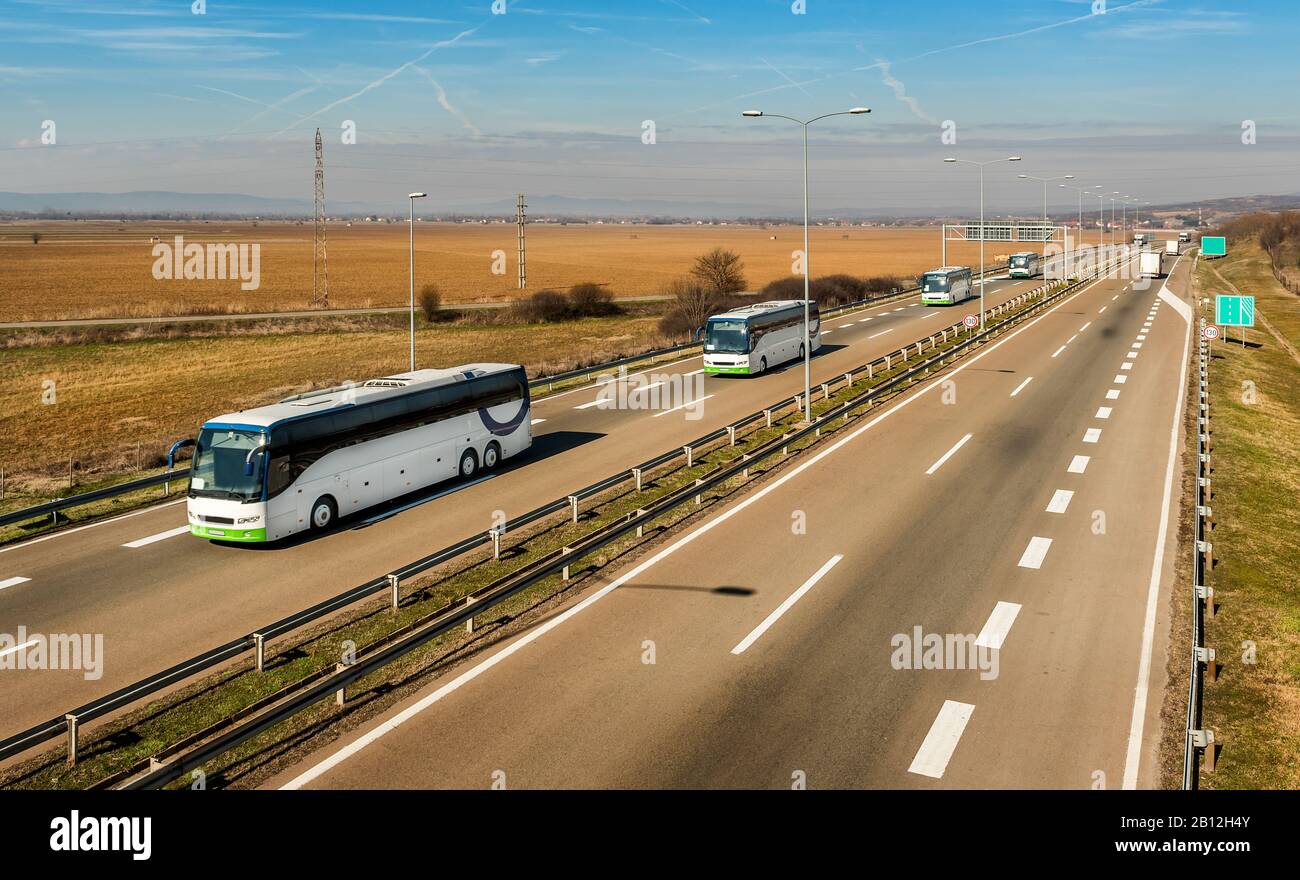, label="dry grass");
[0,220,1104,321]
[0,314,669,483]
